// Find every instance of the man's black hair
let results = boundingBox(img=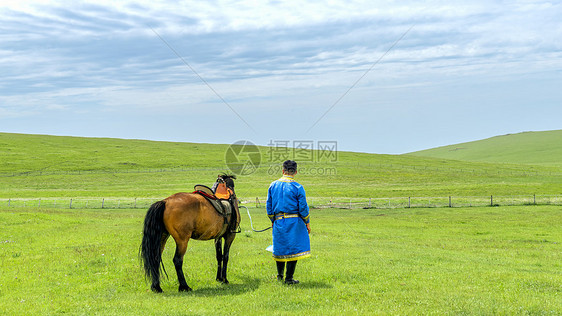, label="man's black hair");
[283,160,297,174]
